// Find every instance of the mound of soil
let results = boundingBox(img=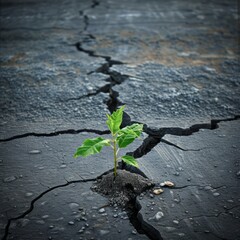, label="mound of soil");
[91,170,154,206]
